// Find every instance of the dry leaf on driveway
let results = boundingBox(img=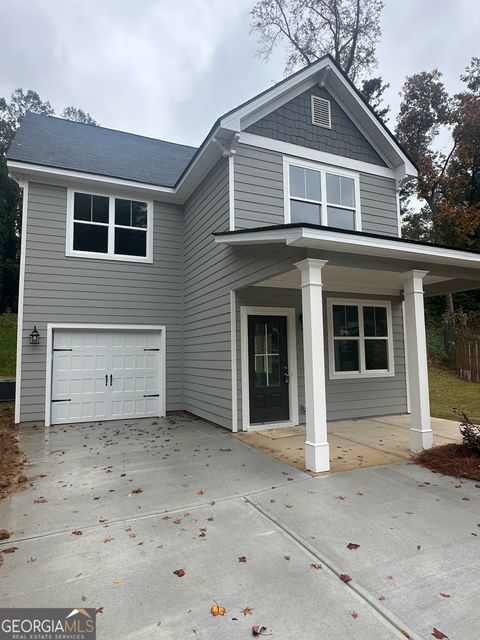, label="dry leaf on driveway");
[173,569,185,577]
[310,563,322,570]
[346,543,360,550]
[34,497,48,504]
[339,574,352,583]
[431,628,448,639]
[102,535,113,543]
[238,556,247,563]
[72,530,83,536]
[241,607,253,616]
